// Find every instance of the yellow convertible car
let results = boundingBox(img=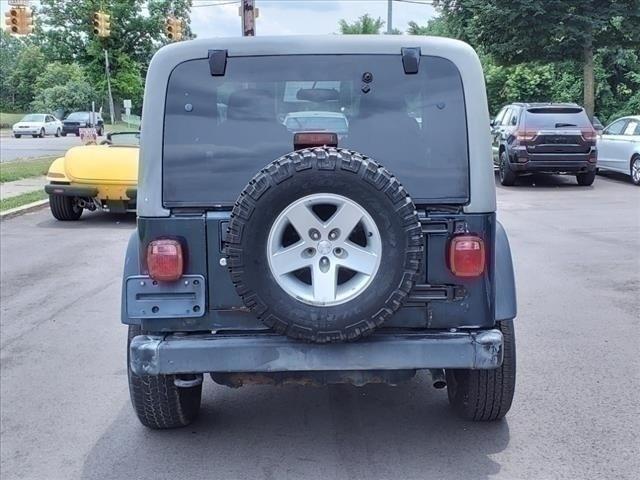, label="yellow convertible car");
[45,132,139,220]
